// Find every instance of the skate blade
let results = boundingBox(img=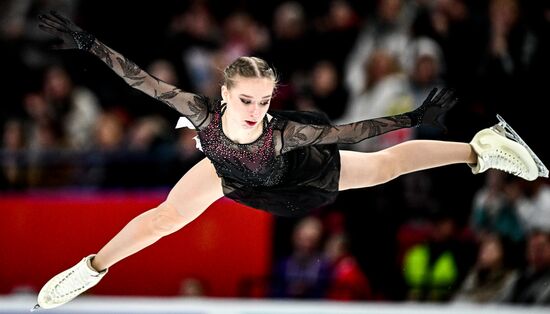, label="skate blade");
[492,114,549,178]
[30,304,41,312]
